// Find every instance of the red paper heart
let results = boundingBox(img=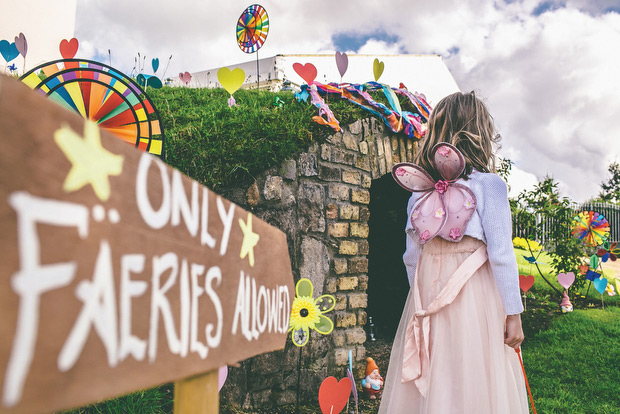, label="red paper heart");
[293,62,317,84]
[59,38,79,59]
[318,376,351,414]
[519,274,535,293]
